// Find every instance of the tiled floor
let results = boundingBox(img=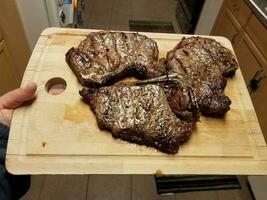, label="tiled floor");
[82,0,182,33]
[21,175,253,200]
